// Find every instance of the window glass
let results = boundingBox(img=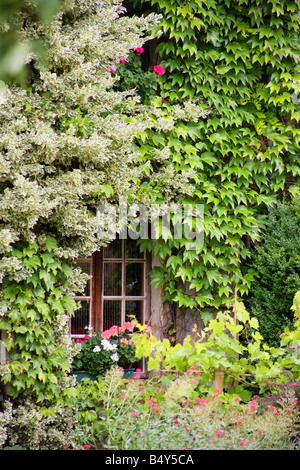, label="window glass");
[71,301,90,335]
[104,263,122,296]
[125,263,144,296]
[103,300,121,330]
